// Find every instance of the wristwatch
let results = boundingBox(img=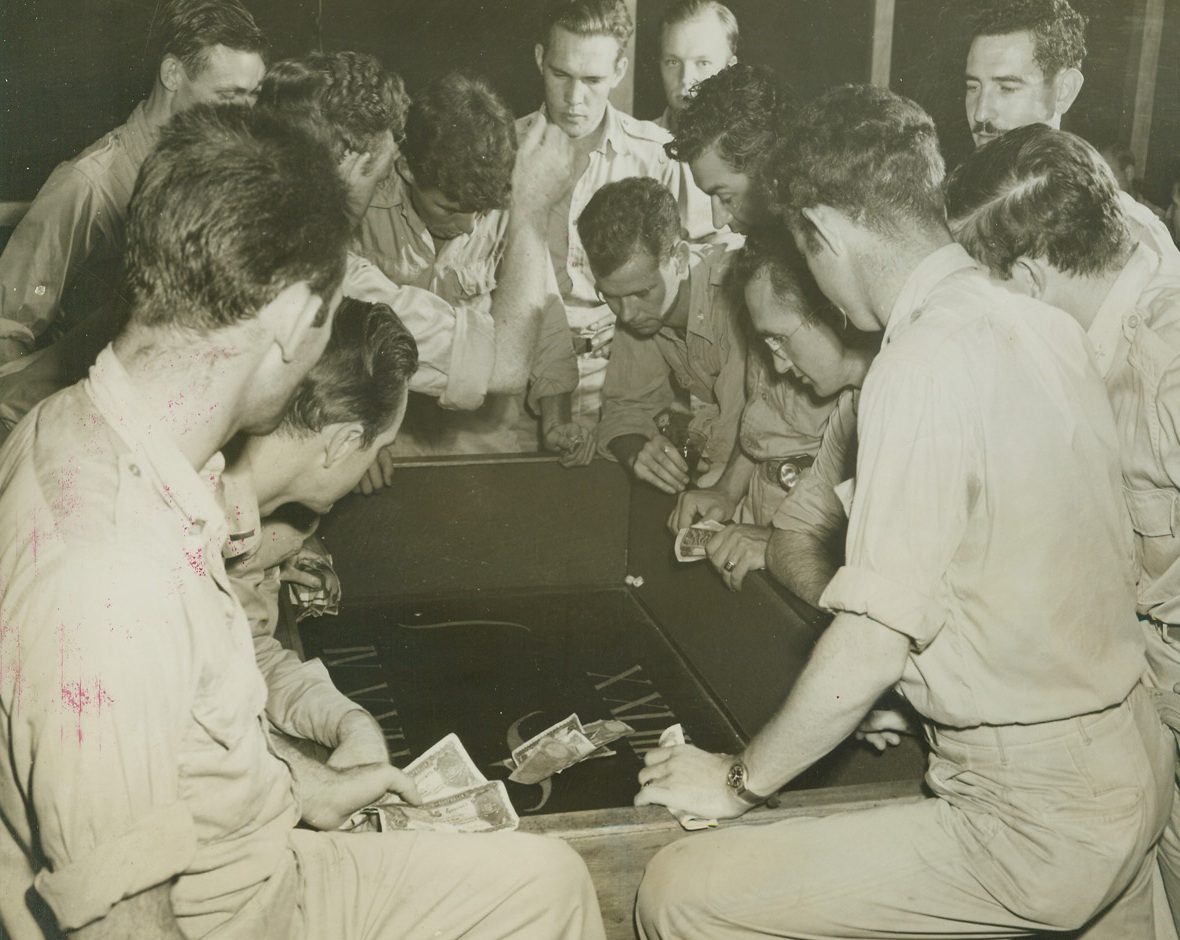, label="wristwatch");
[725,760,771,806]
